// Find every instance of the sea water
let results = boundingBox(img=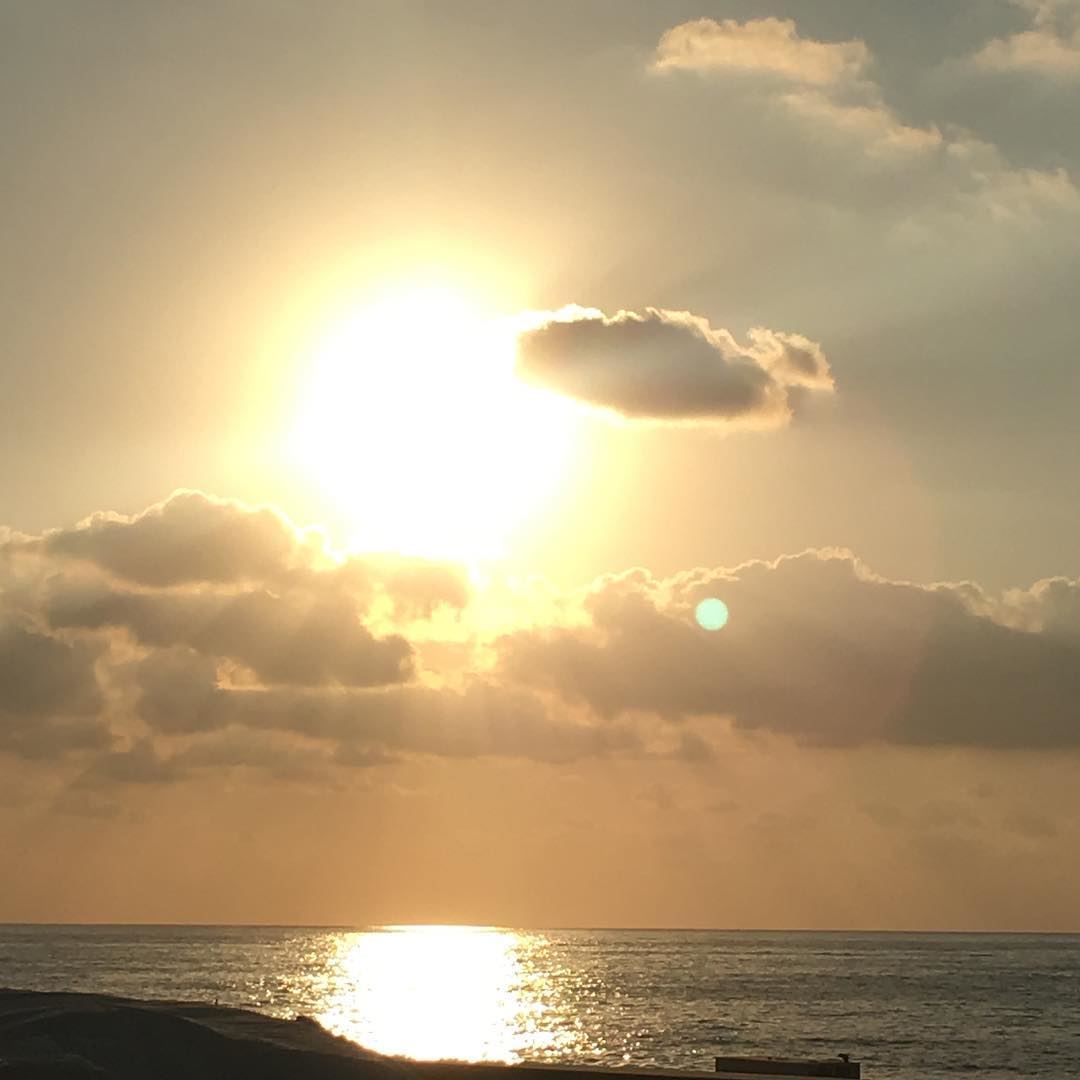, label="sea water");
[1,926,1077,1078]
